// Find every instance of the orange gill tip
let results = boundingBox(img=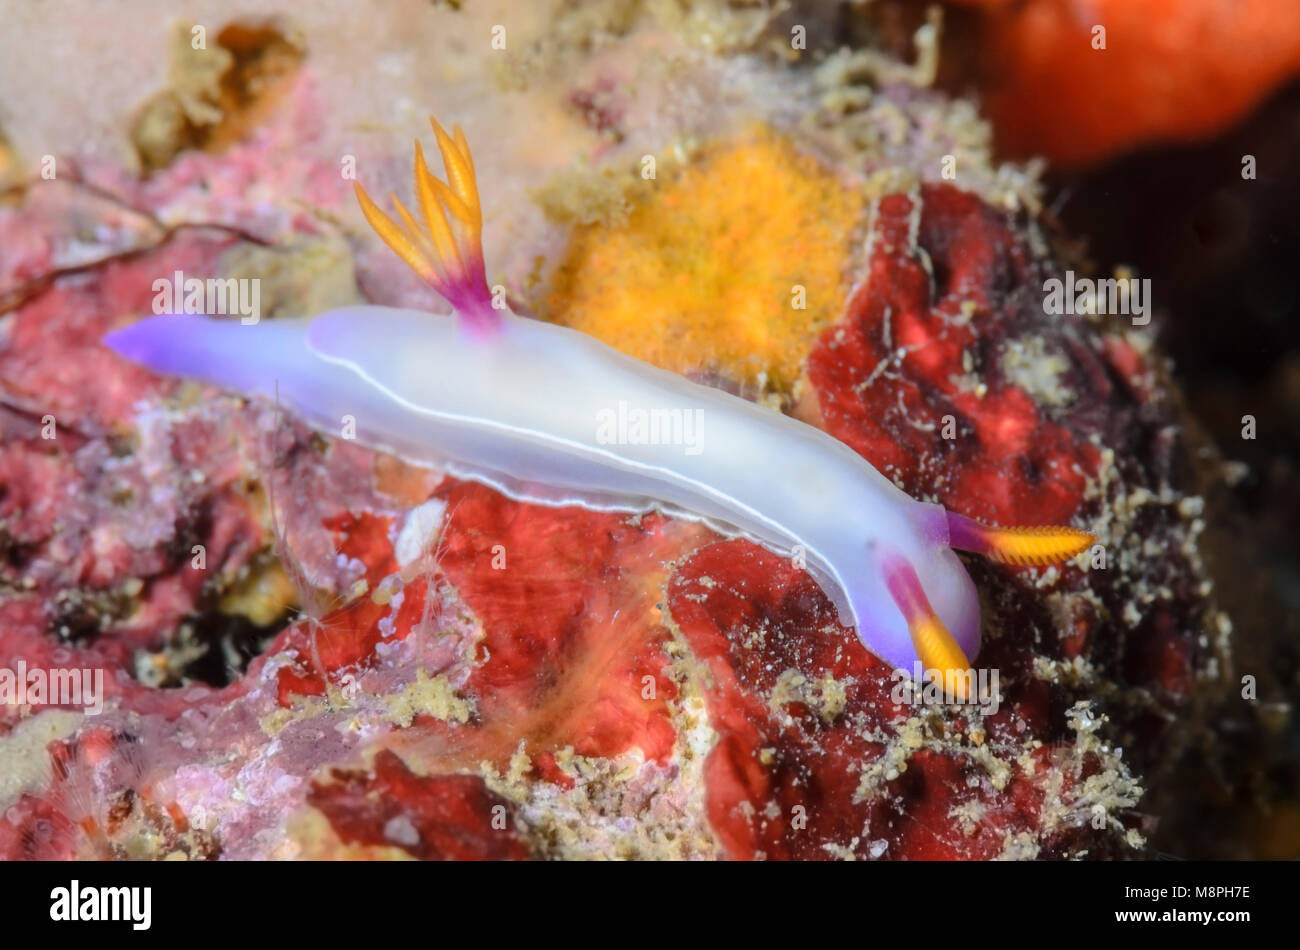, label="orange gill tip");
[412,140,466,279]
[946,512,1095,567]
[429,118,479,224]
[882,553,973,703]
[353,116,496,328]
[352,182,439,286]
